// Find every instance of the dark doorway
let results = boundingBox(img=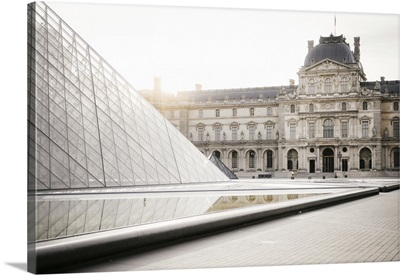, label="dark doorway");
[288,160,293,170]
[309,159,315,173]
[342,159,348,171]
[394,147,400,168]
[322,148,334,172]
[359,147,372,170]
